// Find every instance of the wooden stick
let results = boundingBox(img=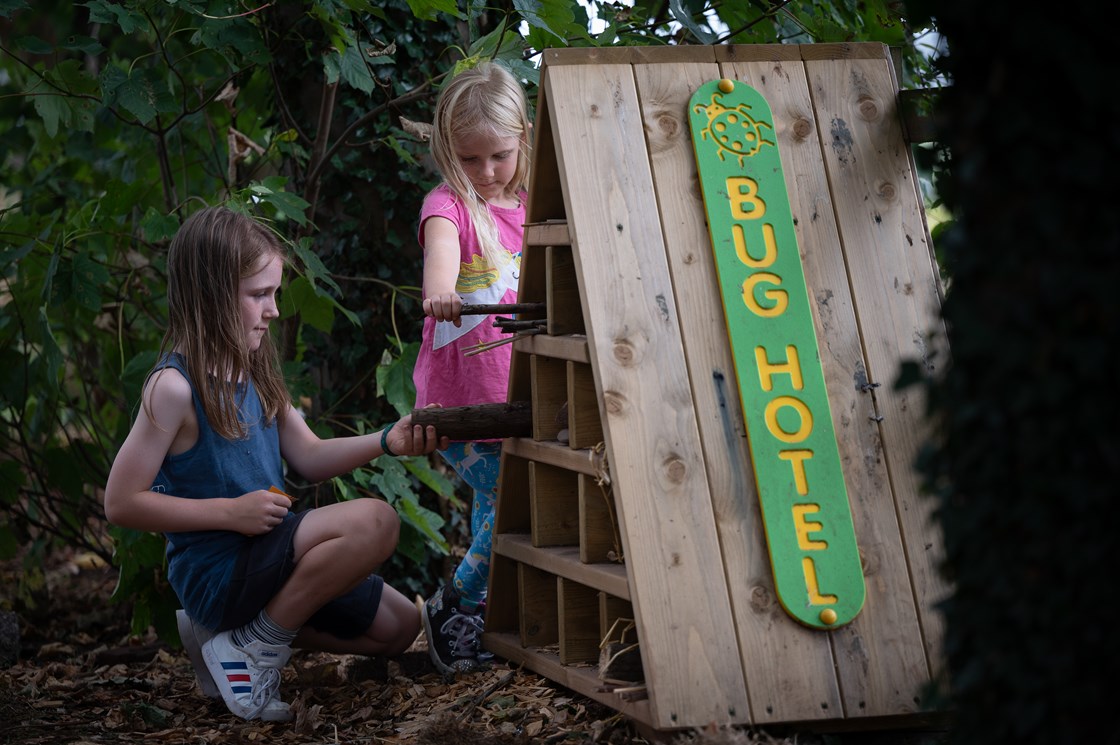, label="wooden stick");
[411,401,532,440]
[460,302,546,316]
